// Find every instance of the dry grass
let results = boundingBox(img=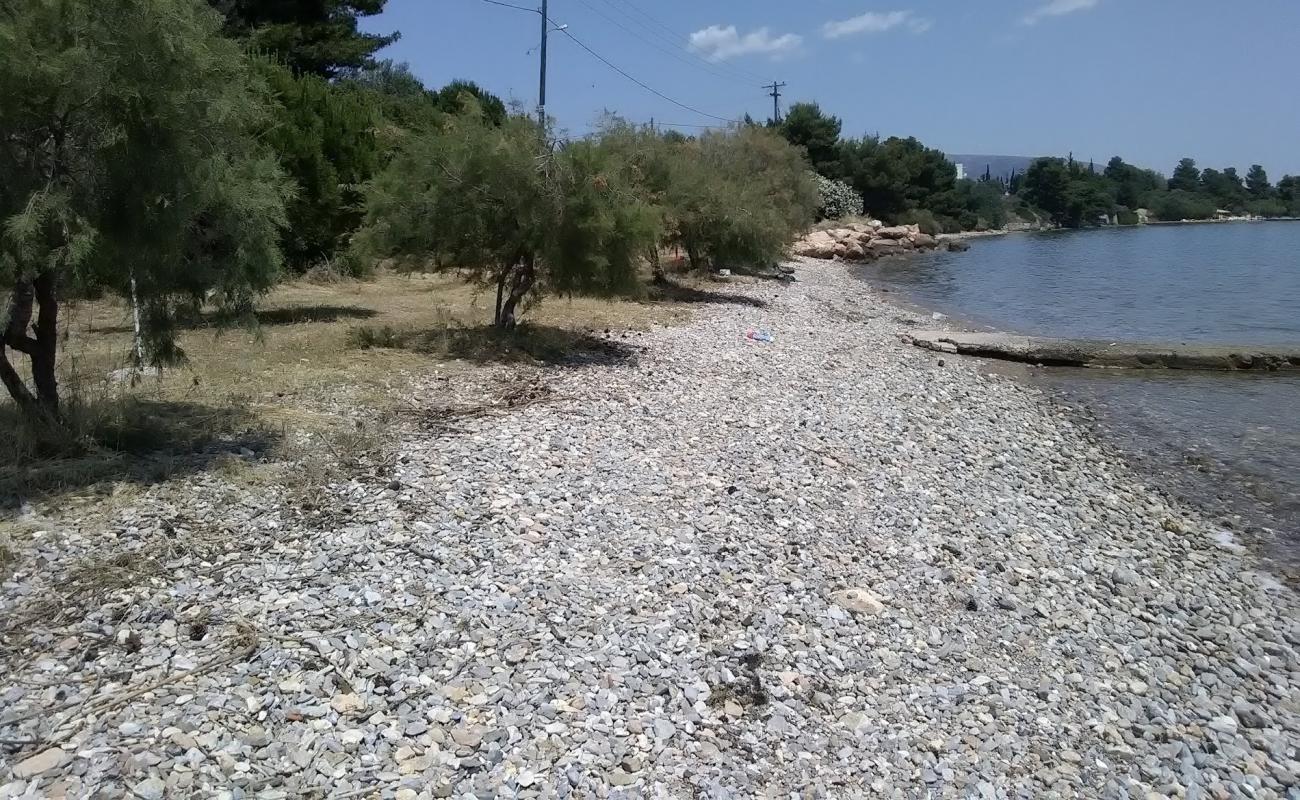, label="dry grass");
[0,270,720,507]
